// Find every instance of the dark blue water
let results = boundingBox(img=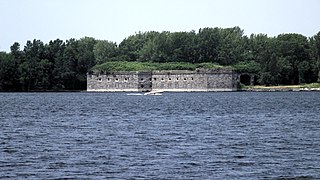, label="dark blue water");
[0,92,319,179]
